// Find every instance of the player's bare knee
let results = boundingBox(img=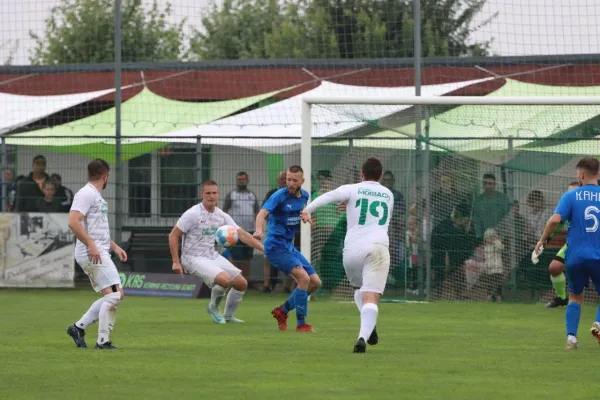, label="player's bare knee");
[362,291,380,305]
[309,274,322,290]
[291,267,310,288]
[231,274,248,292]
[214,271,232,288]
[568,292,584,304]
[548,260,564,276]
